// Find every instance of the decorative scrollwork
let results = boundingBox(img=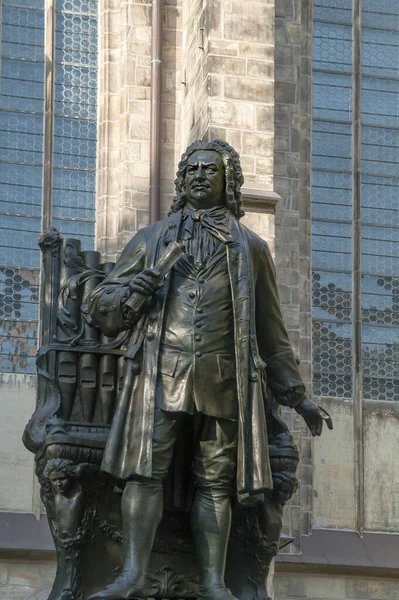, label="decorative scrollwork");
[22,362,62,453]
[96,519,123,544]
[234,510,279,573]
[39,227,63,256]
[146,566,199,599]
[57,242,107,343]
